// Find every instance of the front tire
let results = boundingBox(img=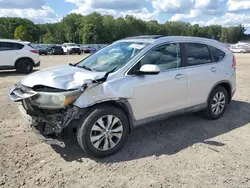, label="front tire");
[16,59,33,74]
[77,105,129,158]
[205,86,228,120]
